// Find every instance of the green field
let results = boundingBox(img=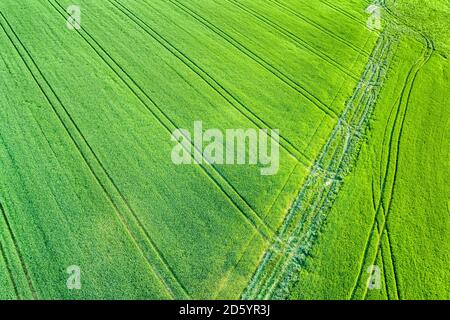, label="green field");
[0,0,448,300]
